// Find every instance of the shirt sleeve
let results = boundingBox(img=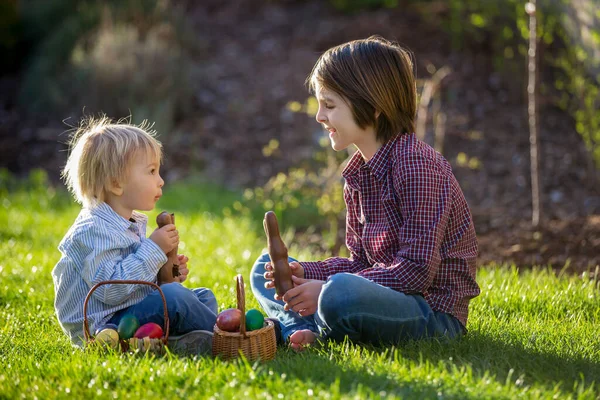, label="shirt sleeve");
[356,154,452,293]
[301,182,372,281]
[76,225,168,306]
